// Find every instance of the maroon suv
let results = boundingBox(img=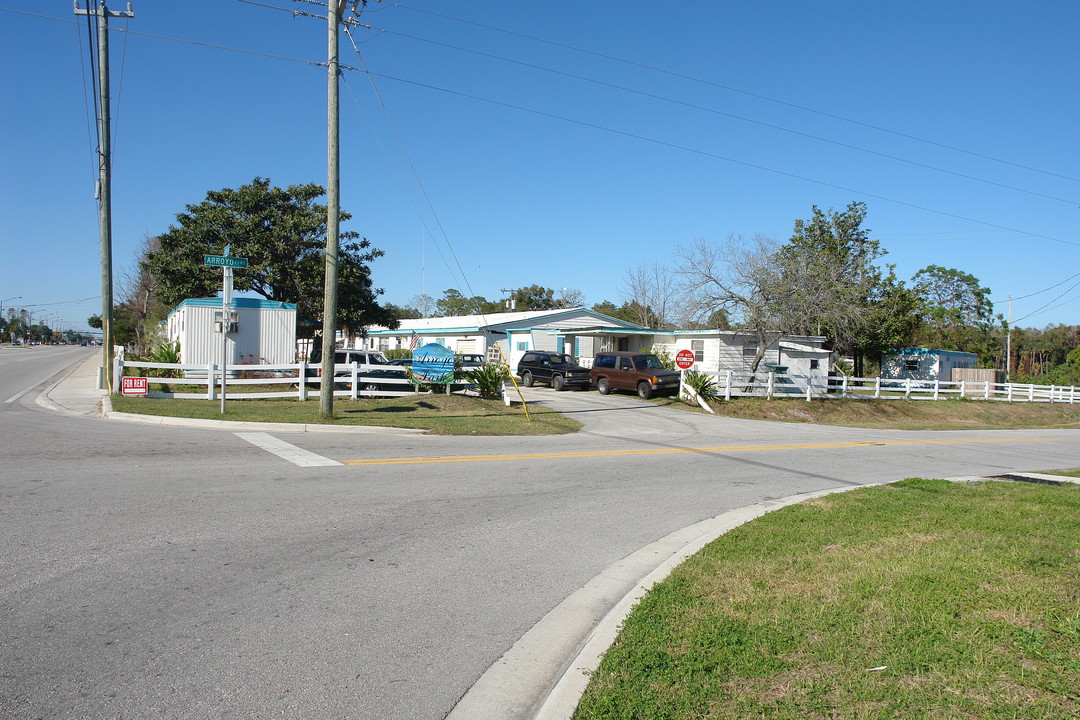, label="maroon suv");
[589,351,681,399]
